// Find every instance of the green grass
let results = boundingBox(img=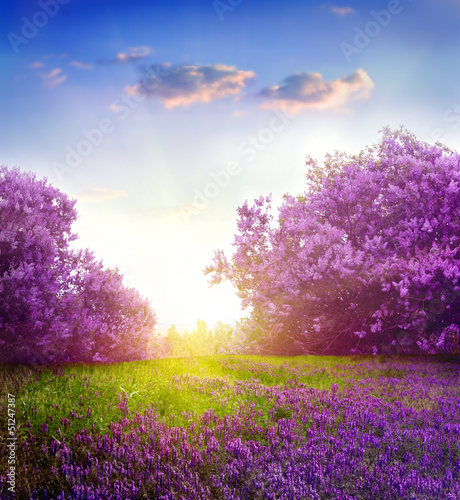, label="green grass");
[0,354,426,444]
[1,354,457,499]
